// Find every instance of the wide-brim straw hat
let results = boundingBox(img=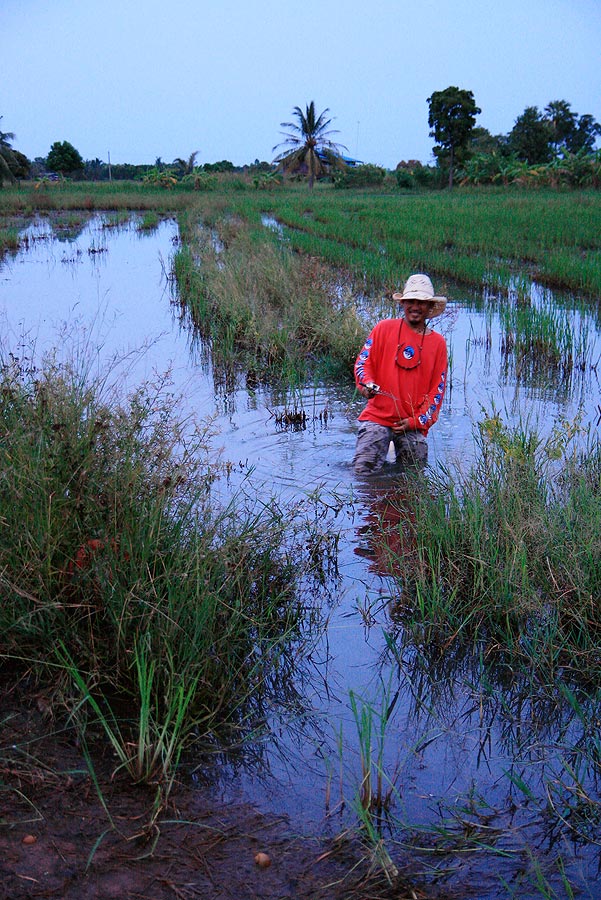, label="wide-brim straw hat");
[392,273,447,318]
